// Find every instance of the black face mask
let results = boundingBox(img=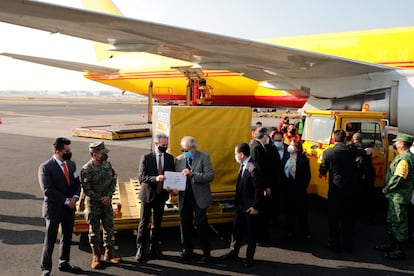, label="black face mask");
[62,152,72,161]
[158,146,167,153]
[290,129,296,135]
[392,142,397,150]
[100,153,108,161]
